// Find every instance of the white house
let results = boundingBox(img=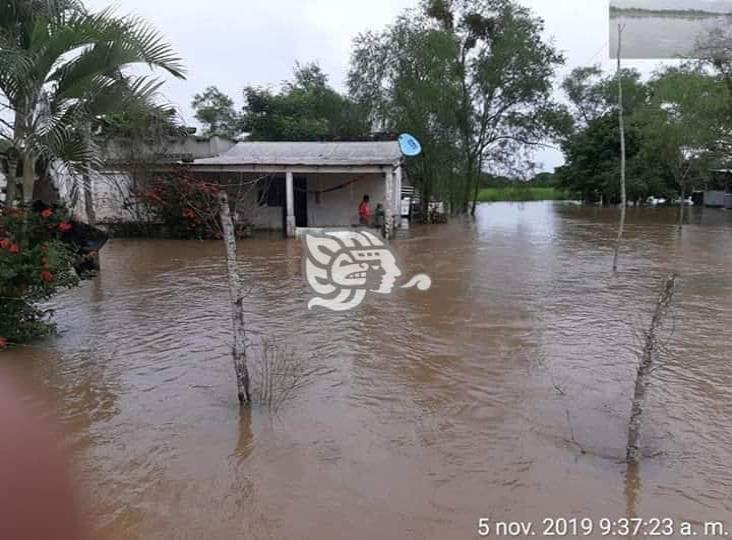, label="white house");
[187,141,404,237]
[16,138,406,238]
